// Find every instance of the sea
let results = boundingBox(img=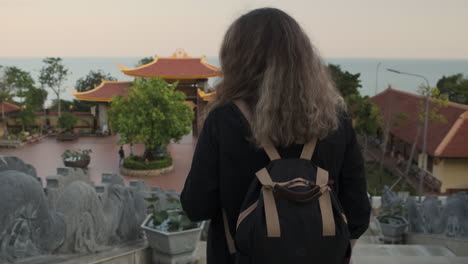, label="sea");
[1,57,467,106]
